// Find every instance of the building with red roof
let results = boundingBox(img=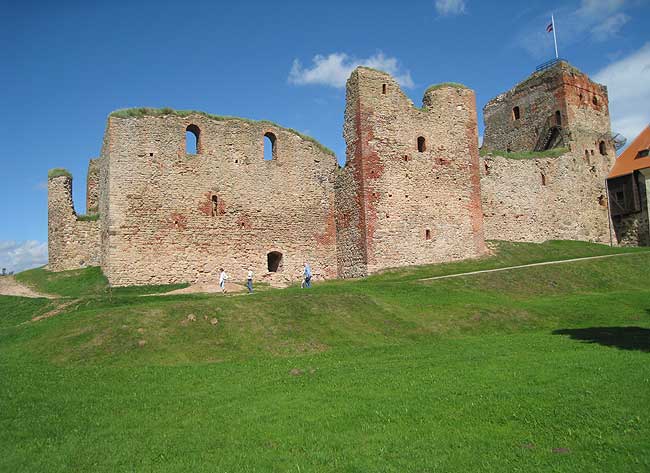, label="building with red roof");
[607,125,650,245]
